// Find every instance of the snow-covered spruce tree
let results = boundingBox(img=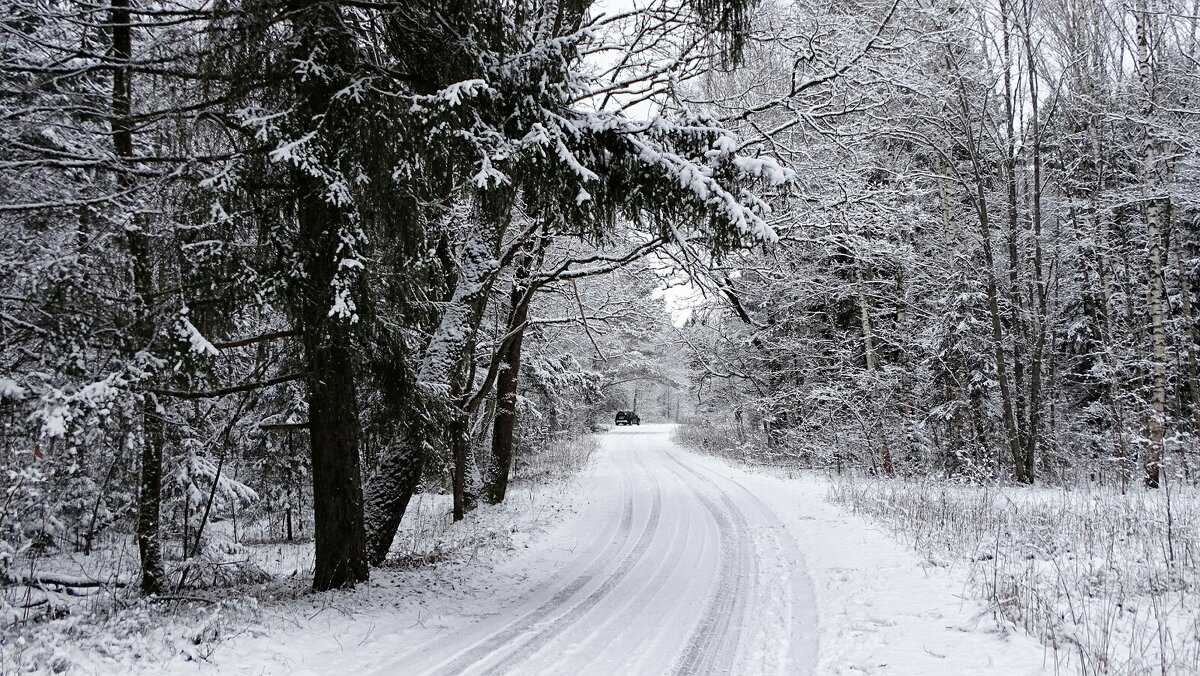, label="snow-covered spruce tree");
[359,0,792,563]
[108,0,169,594]
[195,0,396,590]
[2,0,390,594]
[275,1,374,591]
